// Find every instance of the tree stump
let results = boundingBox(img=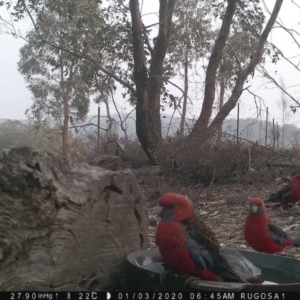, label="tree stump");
[0,147,148,291]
